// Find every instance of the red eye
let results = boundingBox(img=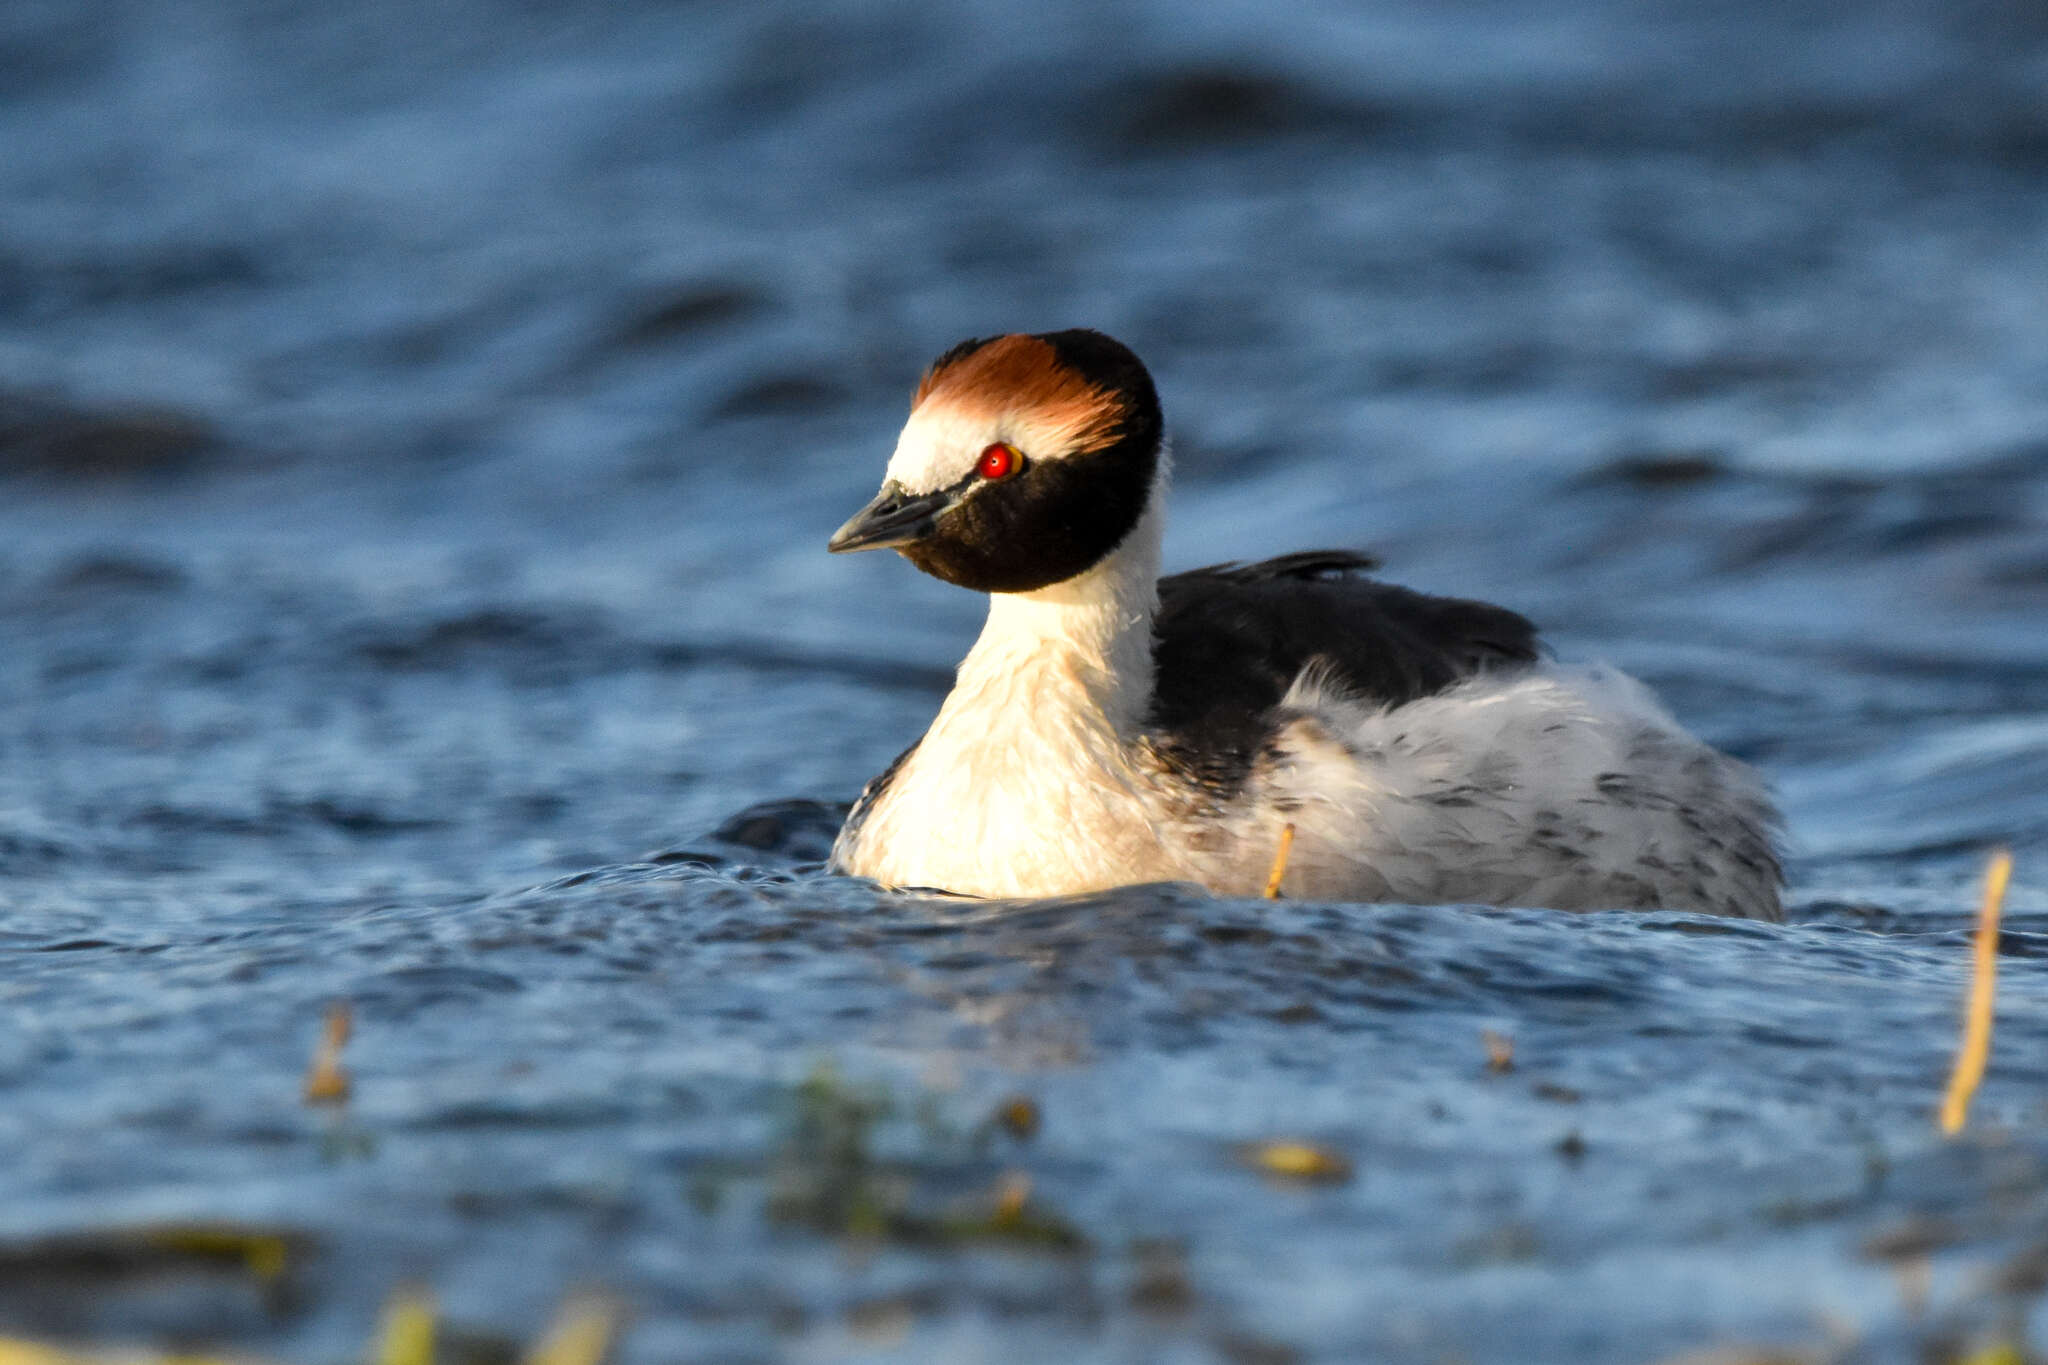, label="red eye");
[977,442,1020,480]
